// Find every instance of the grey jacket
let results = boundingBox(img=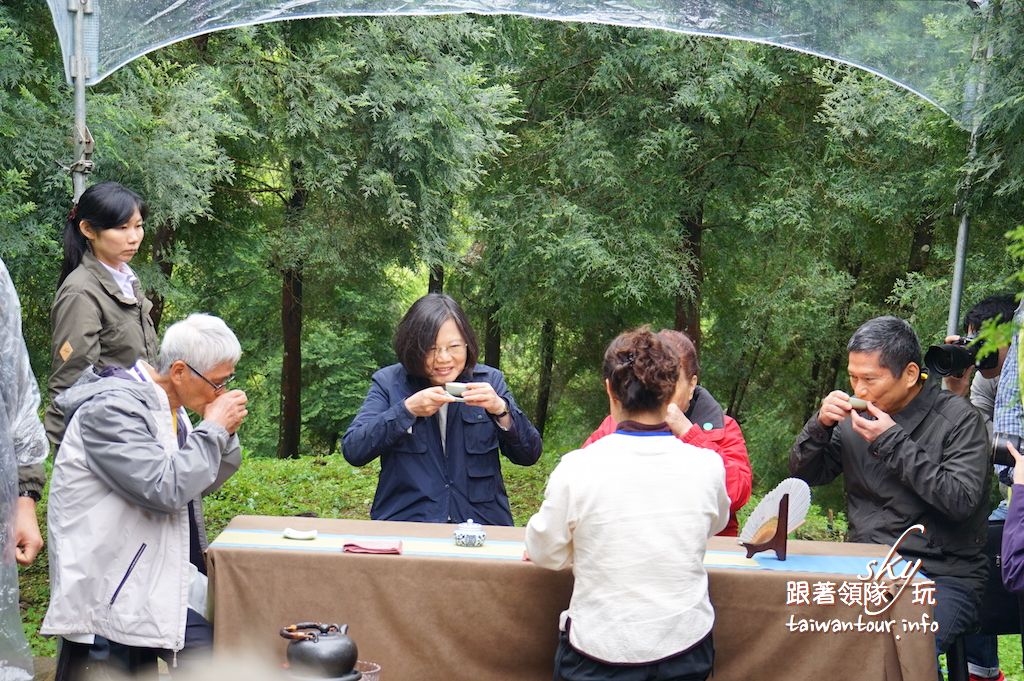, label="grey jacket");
[46,250,159,446]
[790,380,991,594]
[41,363,240,650]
